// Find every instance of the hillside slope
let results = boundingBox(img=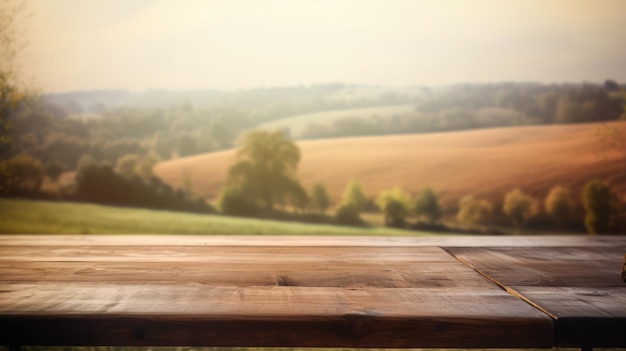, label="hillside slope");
[257,104,415,138]
[154,122,626,210]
